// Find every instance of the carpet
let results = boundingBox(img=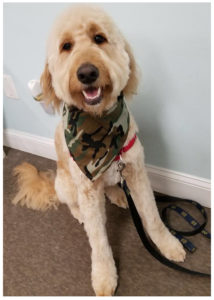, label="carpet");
[3,148,211,296]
